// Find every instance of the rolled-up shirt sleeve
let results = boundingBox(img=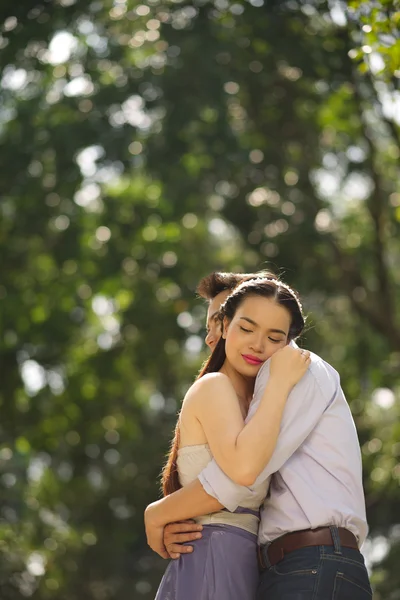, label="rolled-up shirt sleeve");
[198,354,337,511]
[198,460,255,512]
